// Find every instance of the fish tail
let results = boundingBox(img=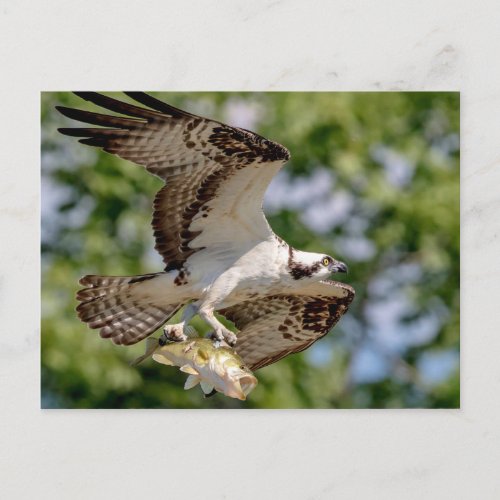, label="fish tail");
[184,374,201,390]
[200,380,215,396]
[130,337,160,366]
